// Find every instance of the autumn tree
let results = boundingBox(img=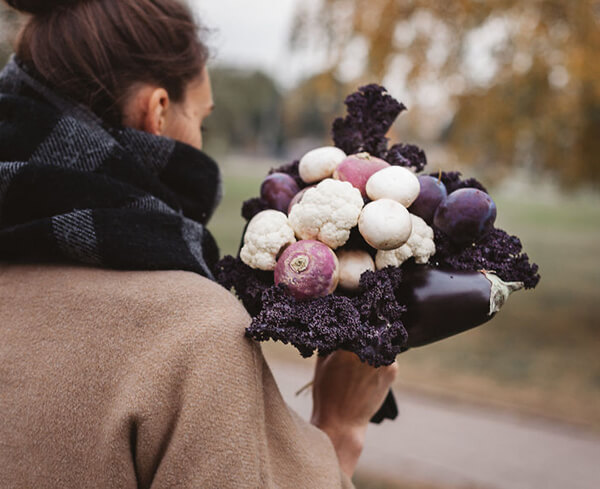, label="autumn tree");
[291,0,600,187]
